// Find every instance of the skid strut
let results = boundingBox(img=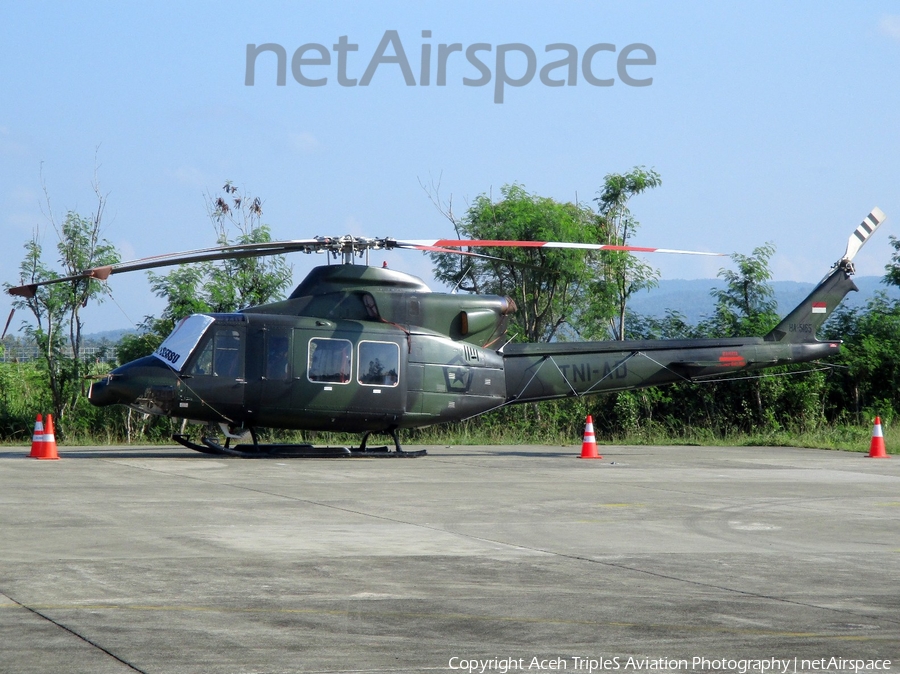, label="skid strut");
[172,427,426,458]
[359,427,427,457]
